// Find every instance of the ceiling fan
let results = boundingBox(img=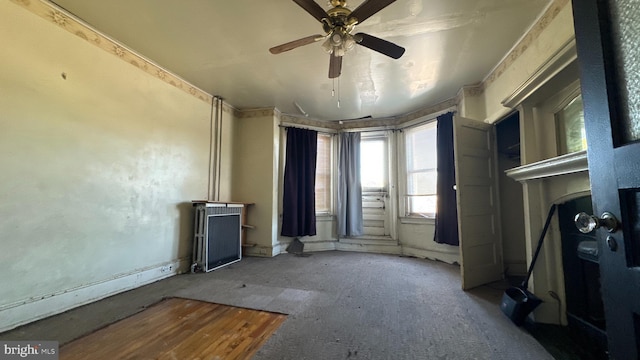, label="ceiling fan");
[269,0,406,78]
